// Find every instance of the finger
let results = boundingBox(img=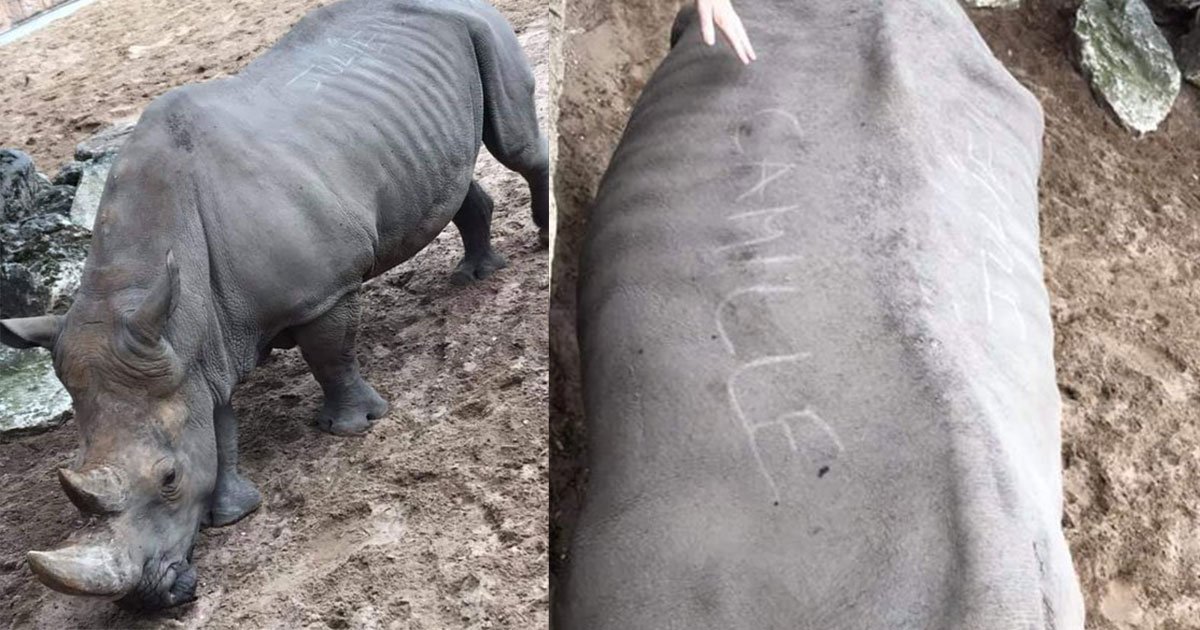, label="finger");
[719,12,752,64]
[698,1,716,46]
[727,12,756,62]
